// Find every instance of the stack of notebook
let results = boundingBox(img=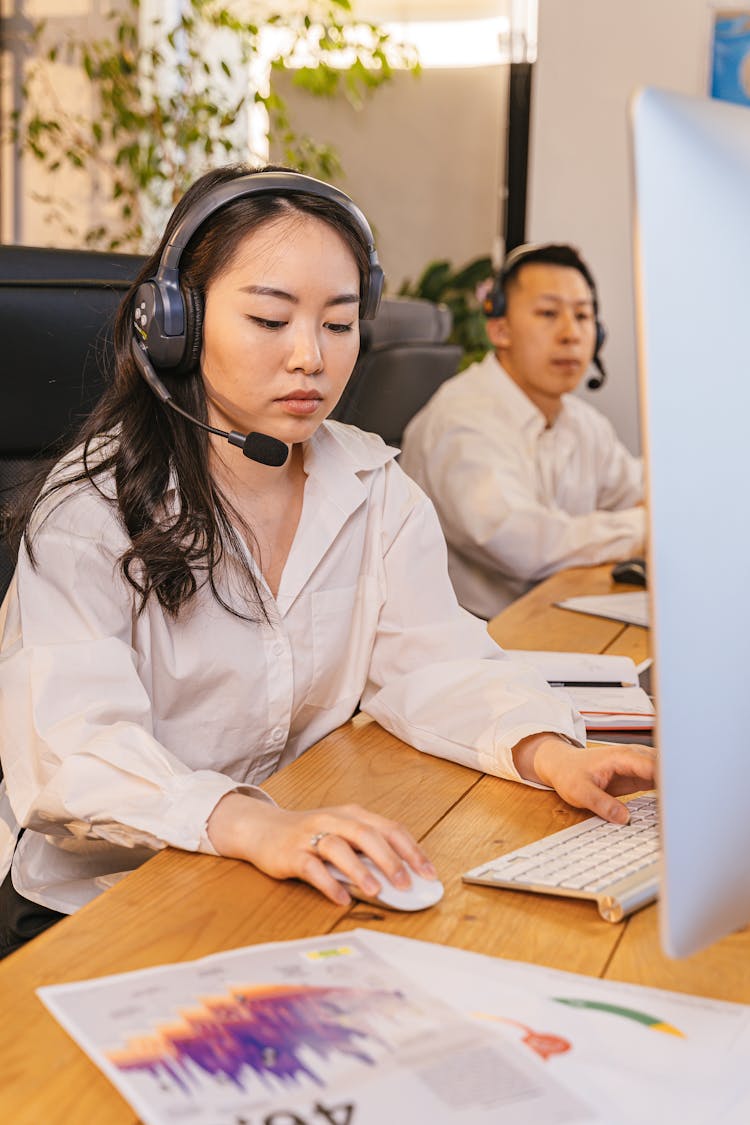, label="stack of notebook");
[507,650,655,733]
